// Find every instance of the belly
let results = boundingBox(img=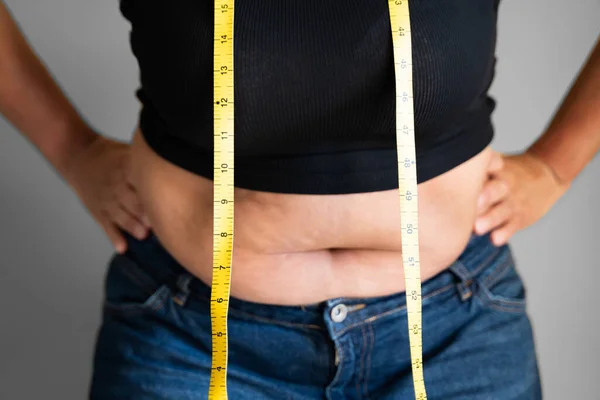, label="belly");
[130,128,492,305]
